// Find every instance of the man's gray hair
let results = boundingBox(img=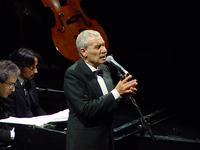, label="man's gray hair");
[0,60,20,83]
[76,30,101,54]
